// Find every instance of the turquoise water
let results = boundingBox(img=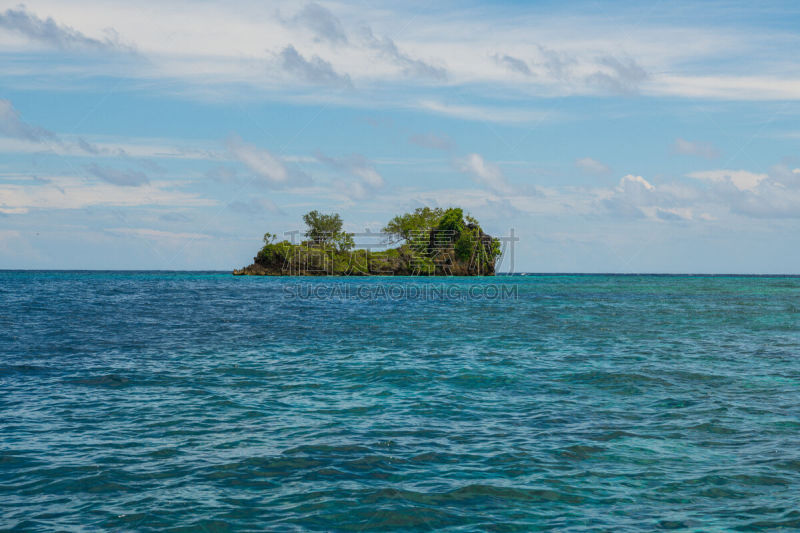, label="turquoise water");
[2,272,800,531]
